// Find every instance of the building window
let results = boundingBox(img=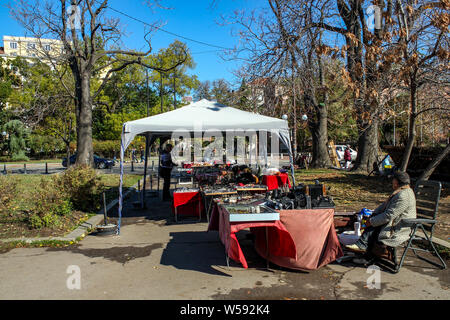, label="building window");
[27,43,36,50]
[44,44,51,51]
[10,42,18,49]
